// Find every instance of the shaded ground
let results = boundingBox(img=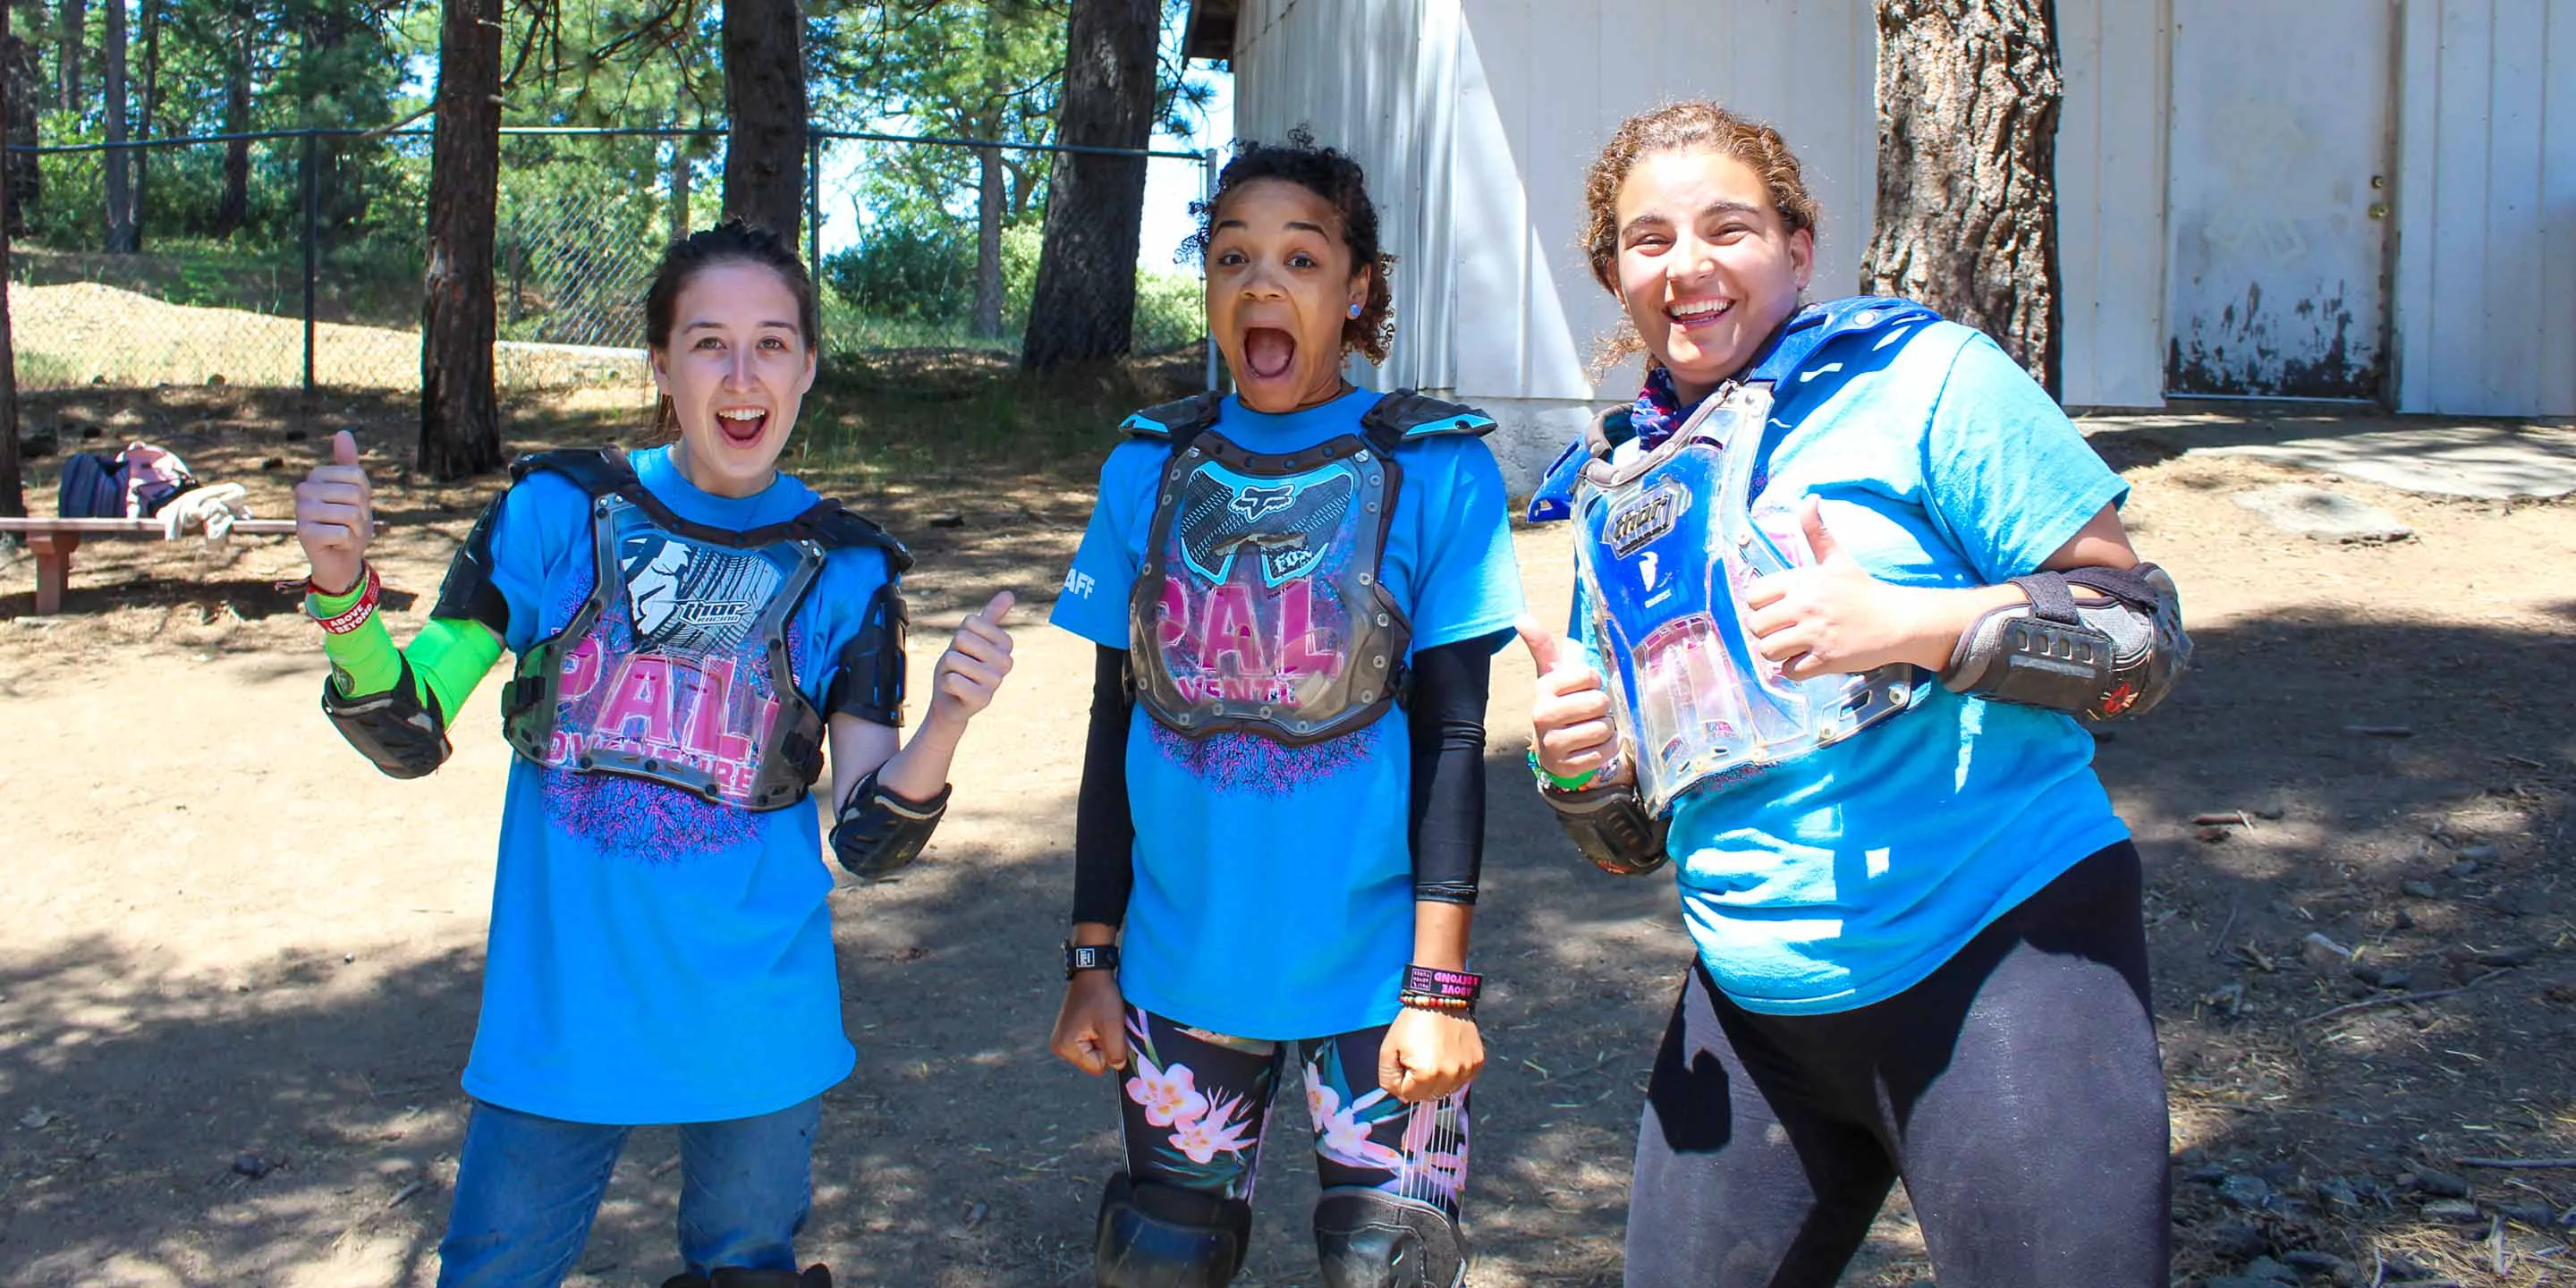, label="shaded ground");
[1,377,2572,1286]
